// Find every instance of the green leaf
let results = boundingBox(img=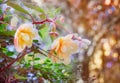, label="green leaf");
[7,1,29,14]
[38,24,48,38]
[4,14,11,22]
[14,74,27,80]
[28,54,34,56]
[25,63,31,68]
[0,30,15,36]
[6,51,14,56]
[0,25,5,32]
[38,24,52,48]
[23,2,44,13]
[39,14,46,20]
[34,58,40,60]
[0,8,2,14]
[48,8,61,18]
[38,24,47,38]
[0,0,3,4]
[2,47,8,54]
[45,58,51,62]
[39,24,47,30]
[34,64,41,69]
[2,47,14,56]
[17,13,29,20]
[33,40,38,43]
[38,31,43,38]
[54,8,61,15]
